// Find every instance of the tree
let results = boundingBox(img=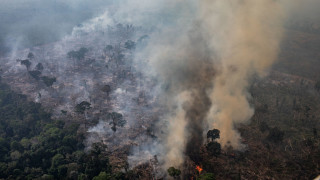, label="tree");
[27,52,35,59]
[167,167,181,178]
[67,47,88,60]
[20,138,30,149]
[35,63,44,71]
[75,101,91,128]
[108,112,126,132]
[93,172,111,180]
[59,109,67,115]
[206,142,221,157]
[21,60,31,70]
[10,141,23,151]
[10,151,21,160]
[90,142,107,156]
[207,129,220,142]
[101,85,111,96]
[124,40,136,50]
[83,143,110,179]
[28,70,41,80]
[50,154,64,171]
[49,154,67,178]
[0,162,8,178]
[41,76,56,87]
[57,165,67,178]
[75,101,91,114]
[40,174,54,180]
